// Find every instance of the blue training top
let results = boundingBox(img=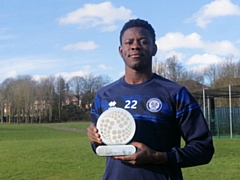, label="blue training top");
[90,73,214,180]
